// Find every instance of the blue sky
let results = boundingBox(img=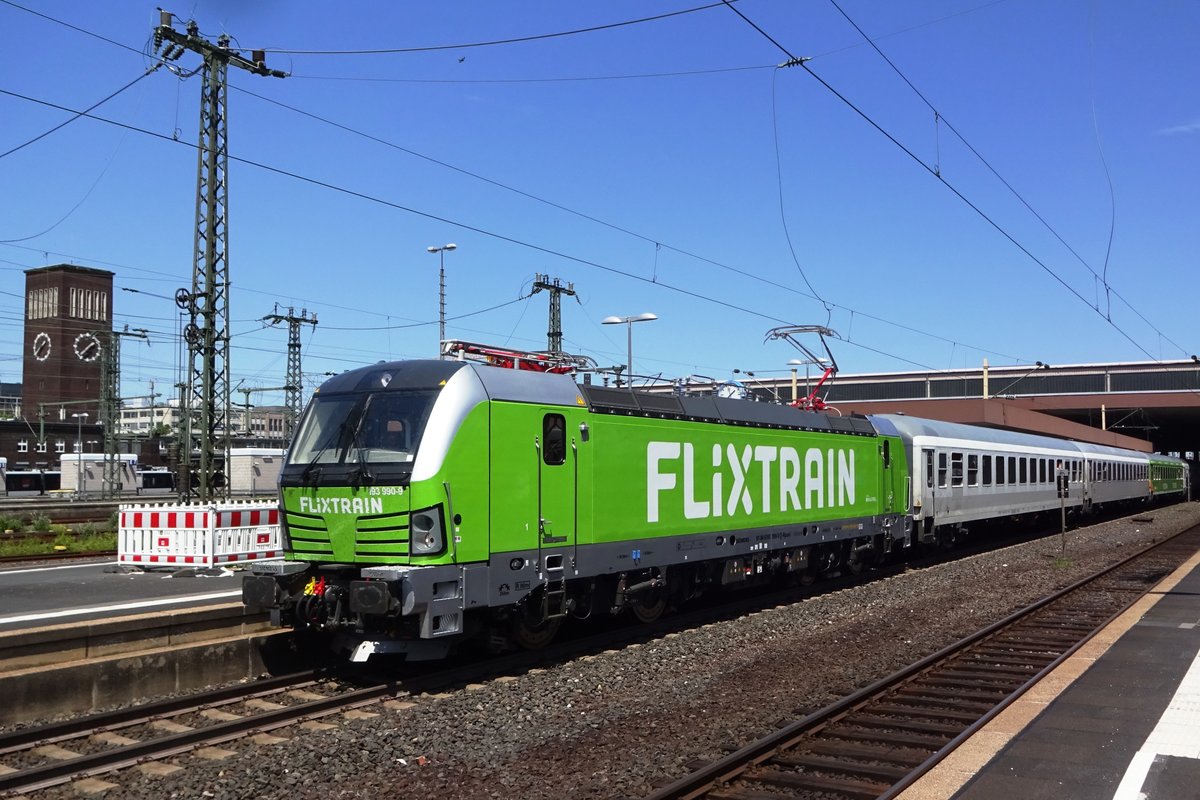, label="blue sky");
[2,1,1197,407]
